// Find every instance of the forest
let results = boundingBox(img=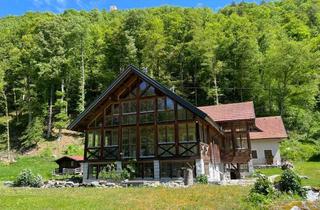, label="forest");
[0,0,319,160]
